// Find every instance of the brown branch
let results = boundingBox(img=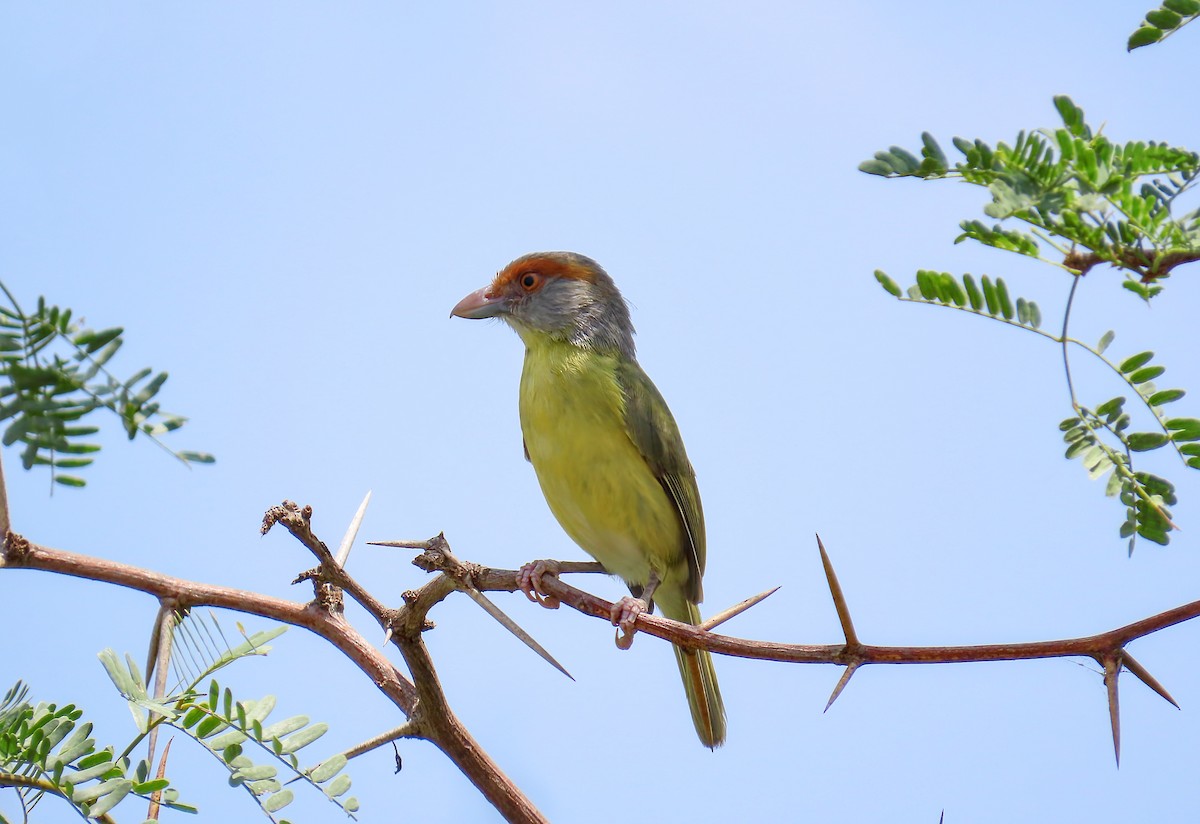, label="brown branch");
[7,504,1198,821]
[0,533,415,708]
[2,516,550,824]
[456,552,1200,671]
[1062,247,1200,281]
[261,503,549,822]
[405,533,1194,764]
